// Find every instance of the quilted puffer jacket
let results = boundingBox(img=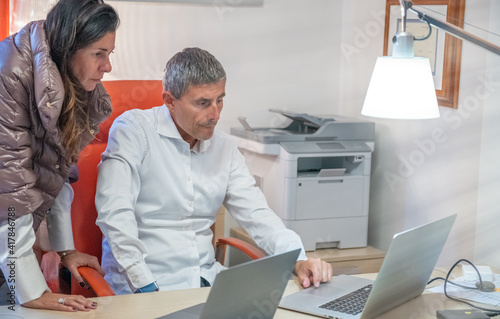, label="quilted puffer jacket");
[0,20,112,230]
